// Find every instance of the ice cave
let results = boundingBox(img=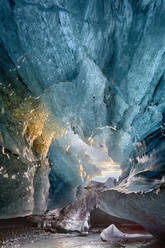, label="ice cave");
[0,0,165,247]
